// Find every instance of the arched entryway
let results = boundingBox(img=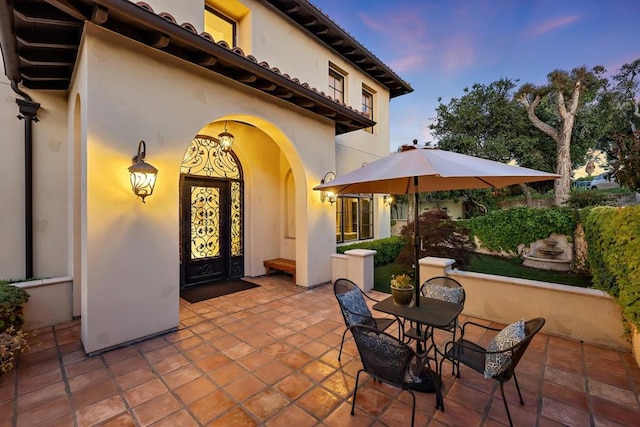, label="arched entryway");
[179,135,244,288]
